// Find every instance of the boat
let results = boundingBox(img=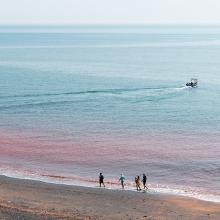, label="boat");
[186,78,198,87]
